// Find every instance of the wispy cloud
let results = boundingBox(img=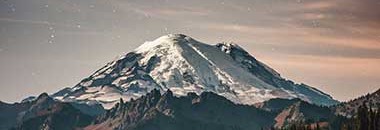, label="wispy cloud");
[129,5,211,20]
[0,18,52,25]
[0,17,75,28]
[259,54,380,101]
[302,1,336,10]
